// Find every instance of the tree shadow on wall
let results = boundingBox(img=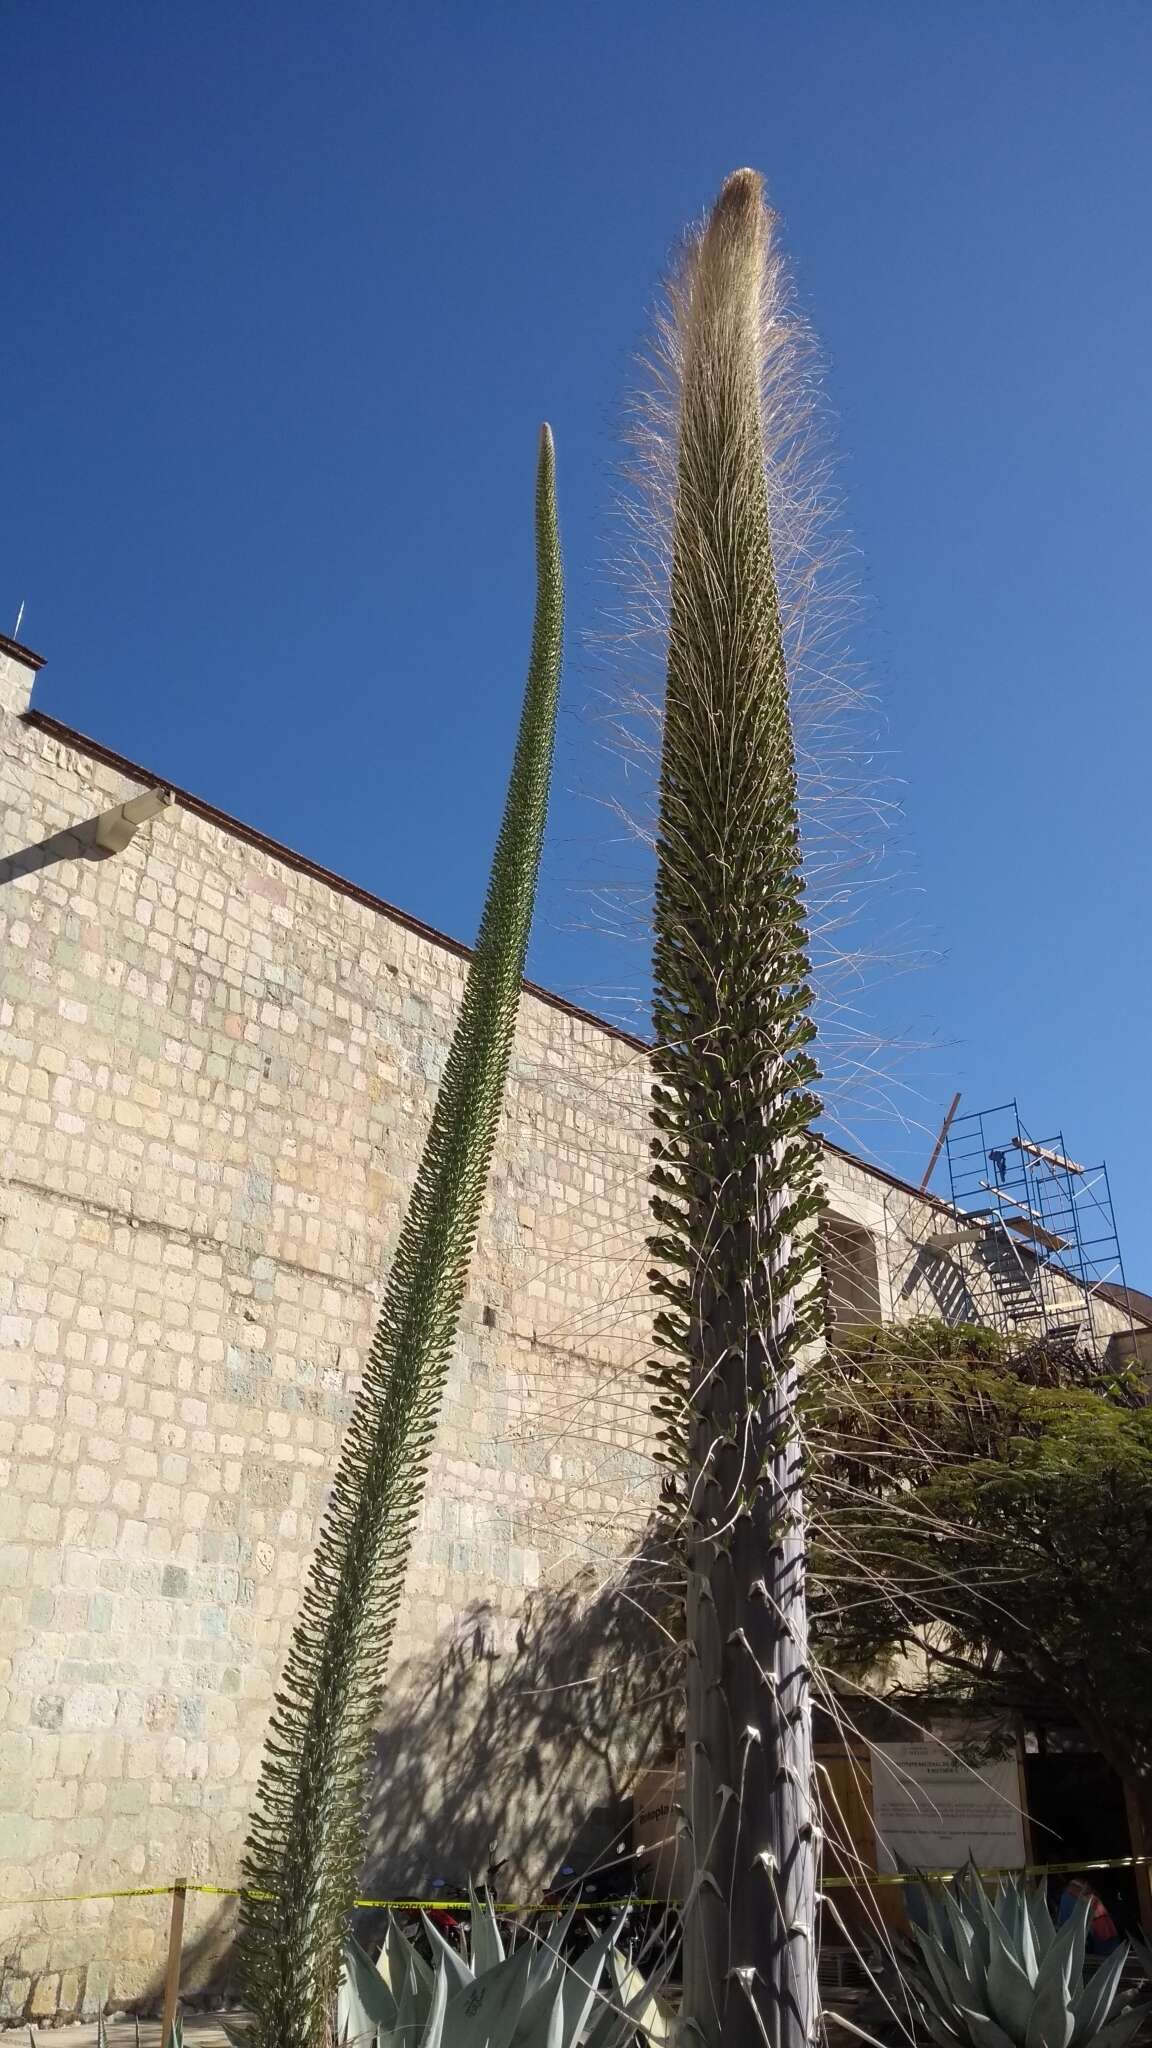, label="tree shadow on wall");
[105,1897,238,2016]
[362,1535,680,1902]
[127,1537,679,2008]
